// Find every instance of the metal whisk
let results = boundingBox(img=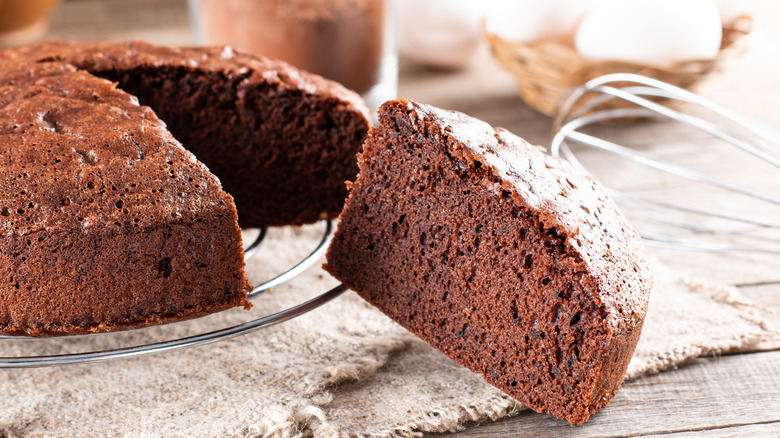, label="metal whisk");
[551,73,780,254]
